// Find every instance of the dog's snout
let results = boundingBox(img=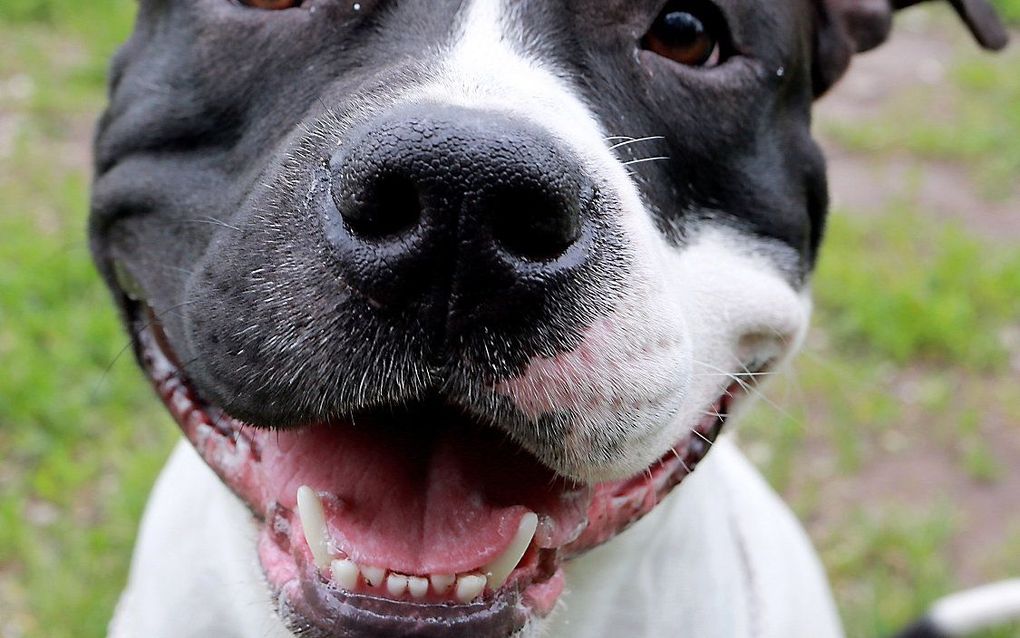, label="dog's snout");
[324,106,598,321]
